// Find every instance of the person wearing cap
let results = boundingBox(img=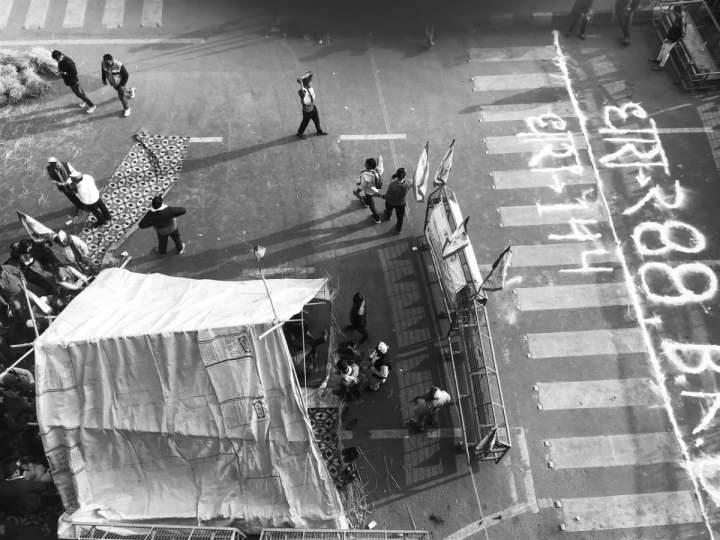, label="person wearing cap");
[50,50,96,113]
[367,341,391,392]
[296,72,327,139]
[101,53,136,118]
[382,167,411,233]
[71,170,112,227]
[46,158,84,212]
[138,195,187,255]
